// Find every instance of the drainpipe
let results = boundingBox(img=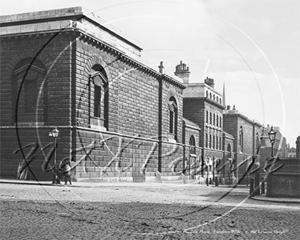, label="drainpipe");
[252,124,254,156]
[71,34,77,176]
[182,120,186,171]
[201,147,205,178]
[158,75,163,173]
